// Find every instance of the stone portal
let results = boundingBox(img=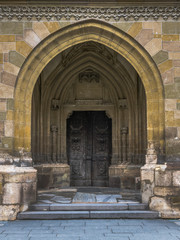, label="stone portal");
[31,41,147,189]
